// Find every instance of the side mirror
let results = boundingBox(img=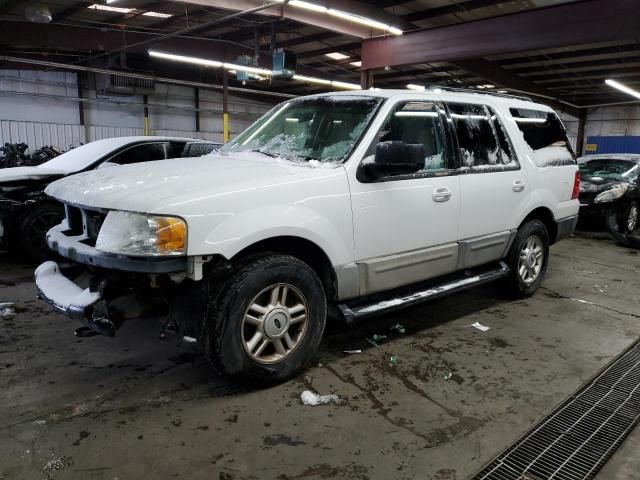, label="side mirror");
[363,141,426,179]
